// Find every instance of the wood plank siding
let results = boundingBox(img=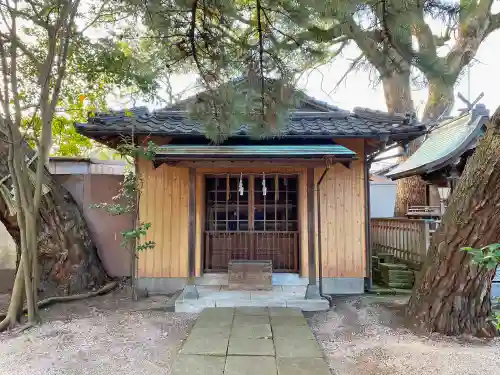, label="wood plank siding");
[314,139,366,278]
[137,158,189,277]
[136,143,367,280]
